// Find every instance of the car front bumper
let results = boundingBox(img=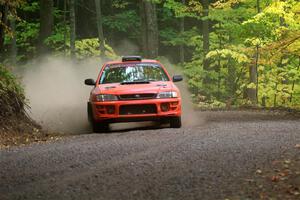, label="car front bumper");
[91,98,181,123]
